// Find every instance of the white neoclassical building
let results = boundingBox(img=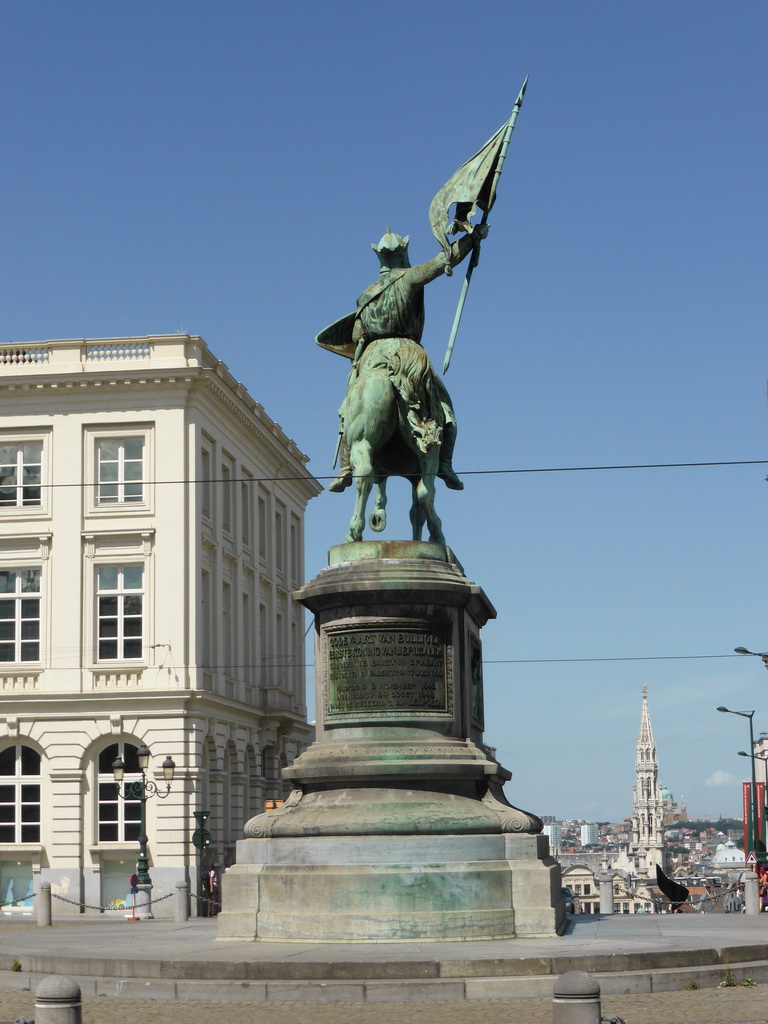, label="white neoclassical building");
[0,335,320,914]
